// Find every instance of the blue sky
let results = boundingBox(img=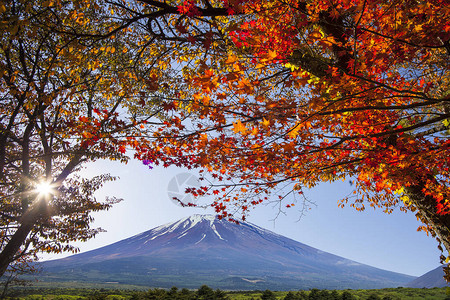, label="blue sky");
[43,157,442,277]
